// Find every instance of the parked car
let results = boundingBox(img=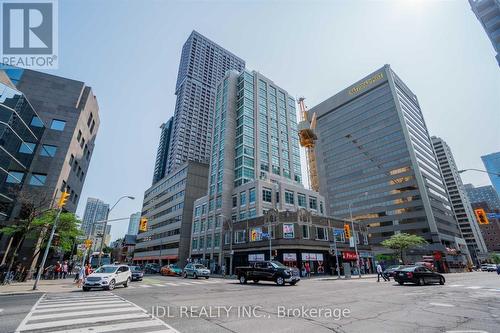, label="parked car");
[144,263,160,274]
[83,265,131,291]
[383,265,411,278]
[161,264,182,276]
[394,266,445,286]
[129,265,144,281]
[480,264,490,271]
[235,261,300,286]
[183,263,210,279]
[485,264,498,272]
